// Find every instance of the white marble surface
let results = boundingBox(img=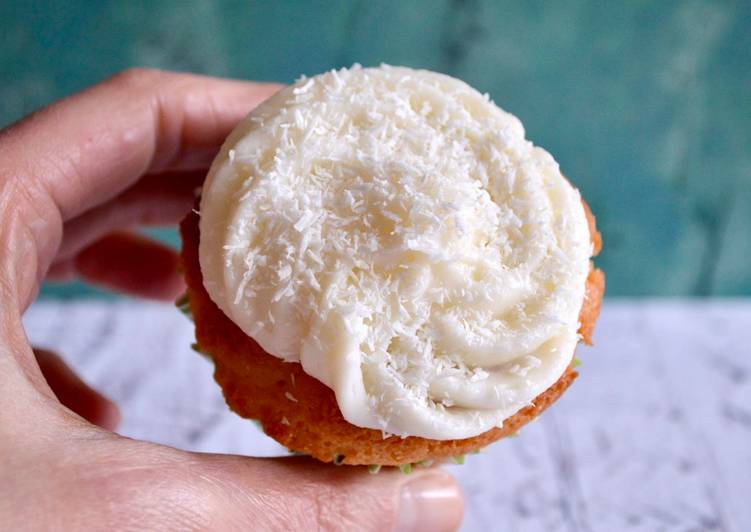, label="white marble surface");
[22,300,751,532]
